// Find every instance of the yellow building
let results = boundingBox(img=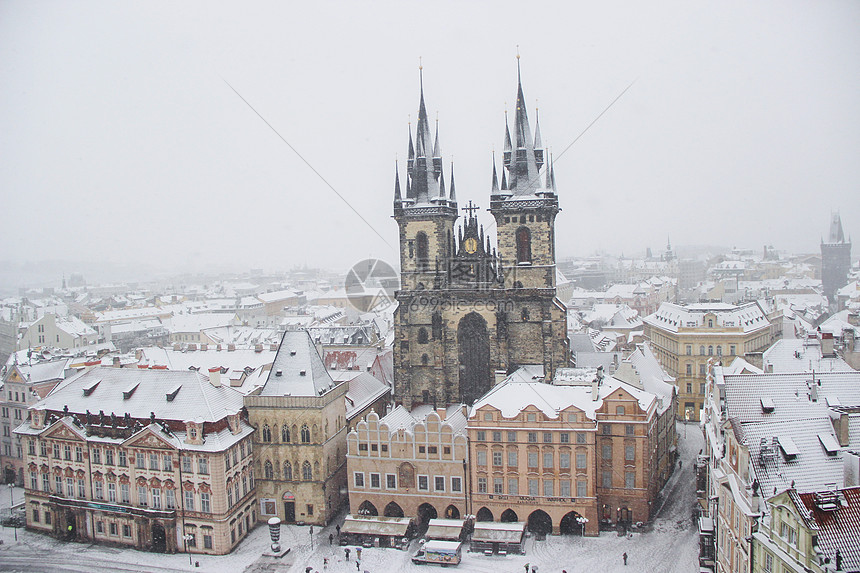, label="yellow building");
[643,302,779,421]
